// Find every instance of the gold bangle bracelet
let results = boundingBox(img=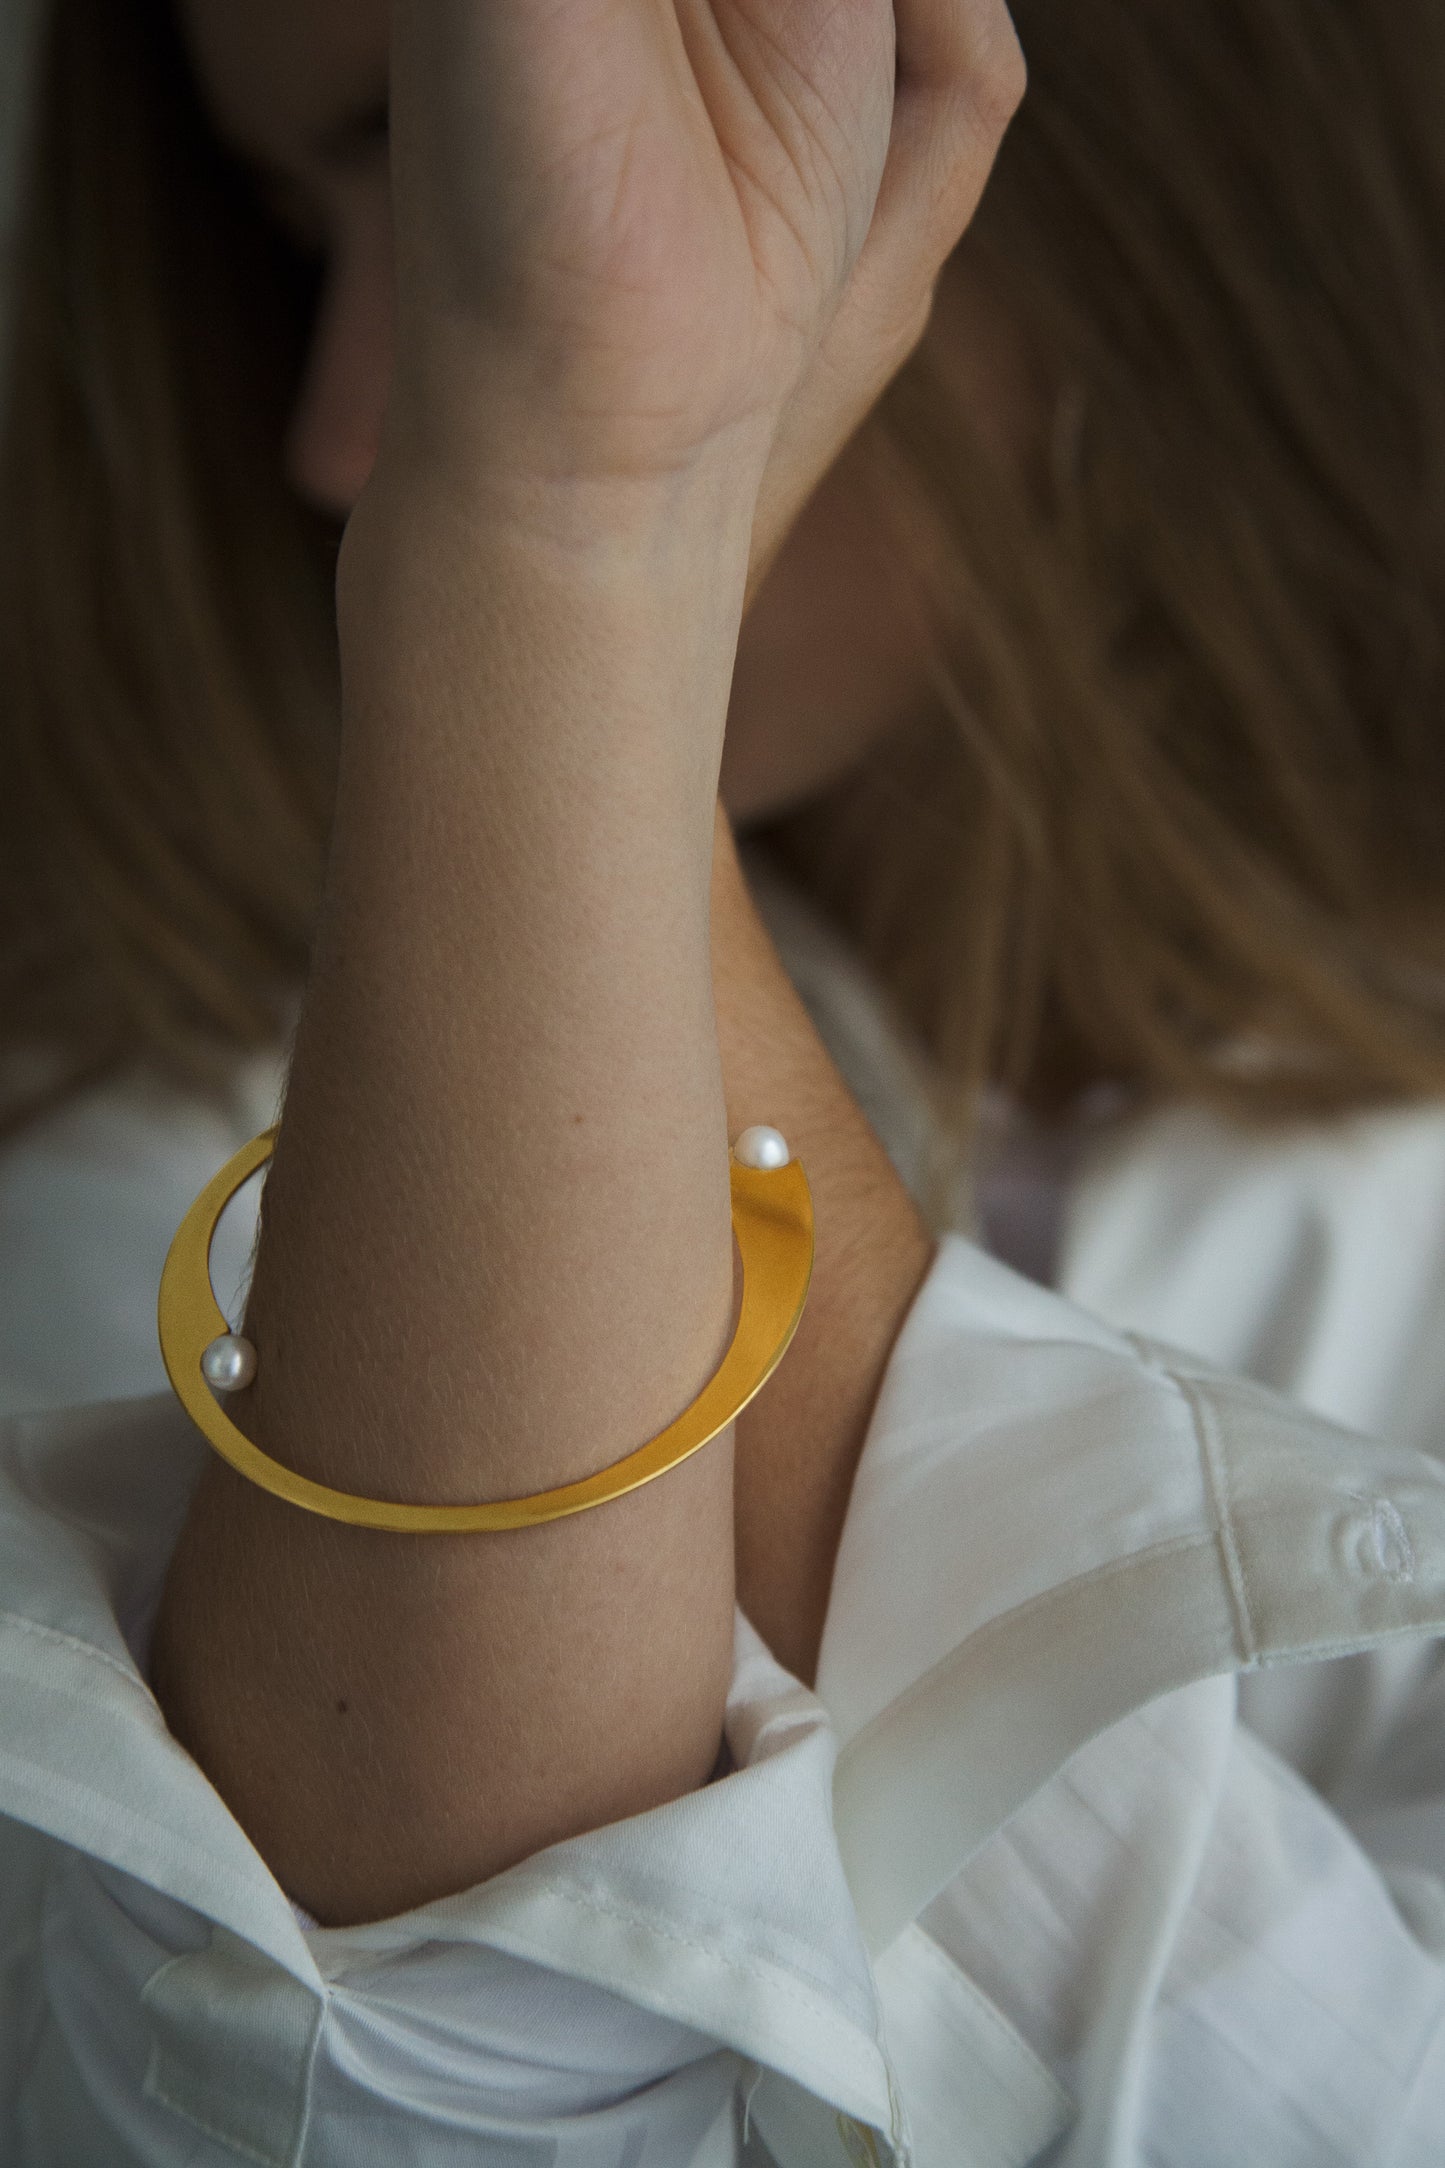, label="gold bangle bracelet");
[158,1124,814,1533]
